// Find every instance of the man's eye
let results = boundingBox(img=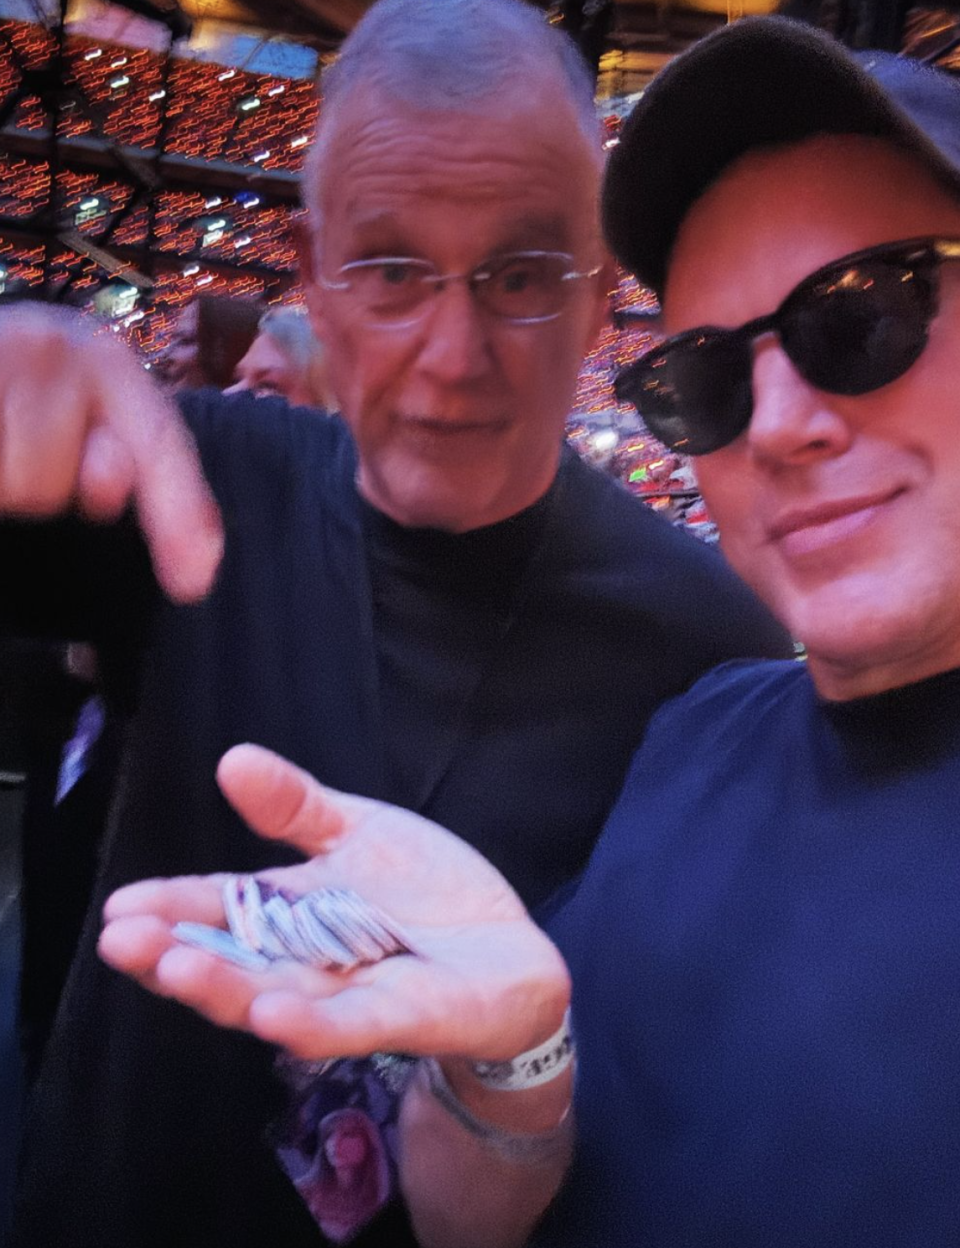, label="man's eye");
[378,262,418,286]
[492,260,545,295]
